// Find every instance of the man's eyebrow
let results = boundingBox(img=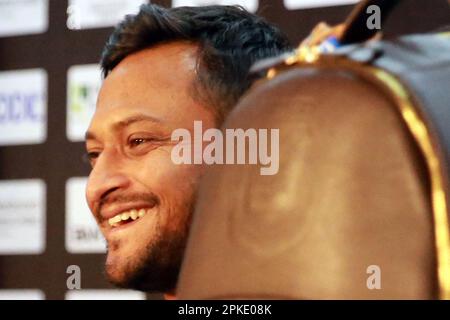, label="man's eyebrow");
[113,114,163,130]
[85,131,97,141]
[85,114,163,142]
